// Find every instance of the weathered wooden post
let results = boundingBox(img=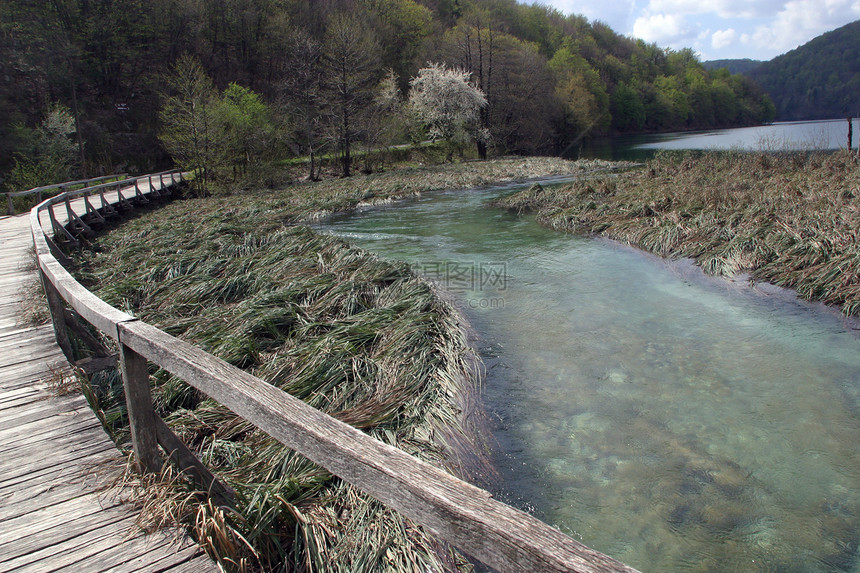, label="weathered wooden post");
[118,340,162,473]
[849,117,853,151]
[6,193,13,216]
[40,271,73,359]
